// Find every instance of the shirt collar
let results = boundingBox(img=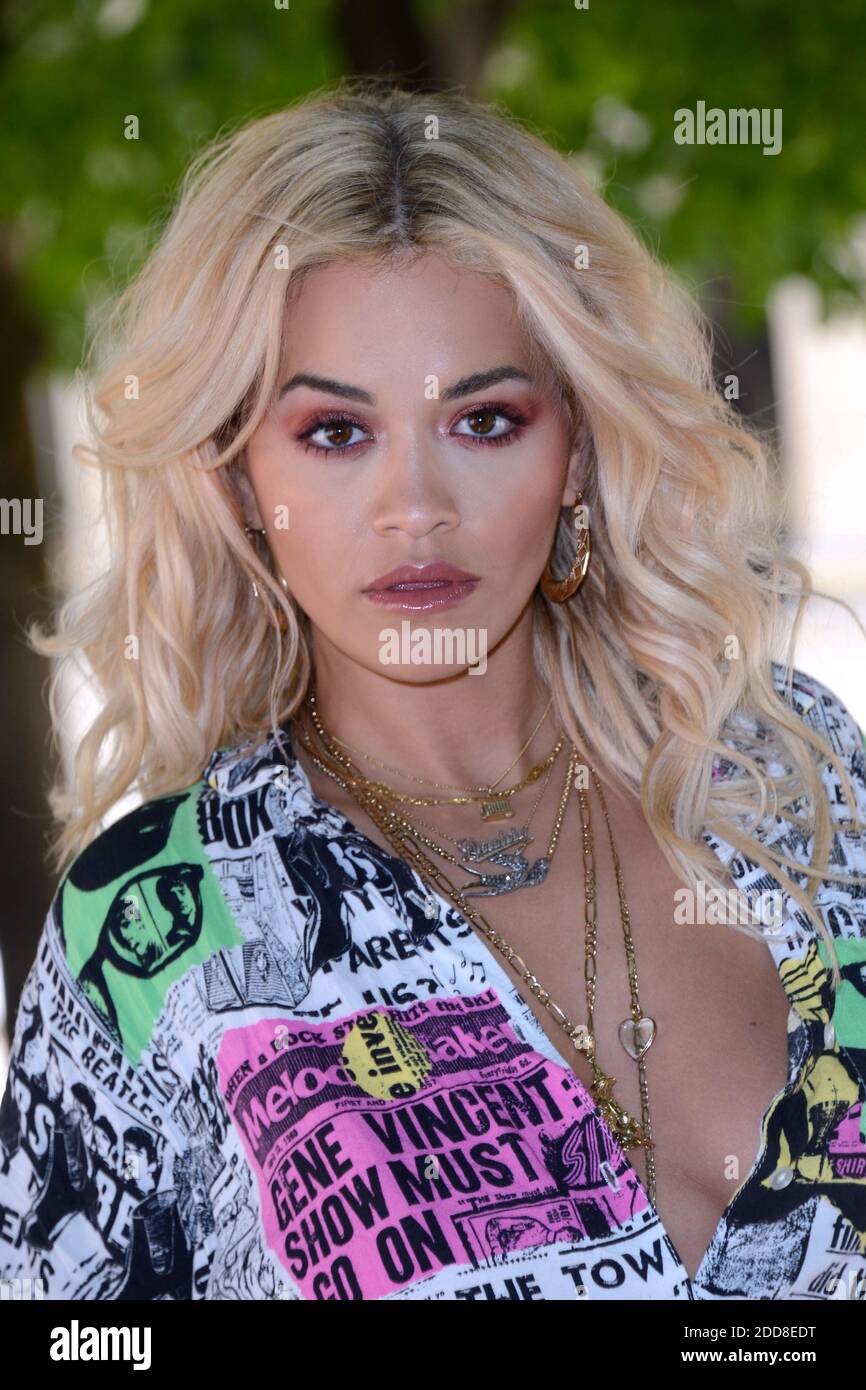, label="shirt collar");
[202,721,297,800]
